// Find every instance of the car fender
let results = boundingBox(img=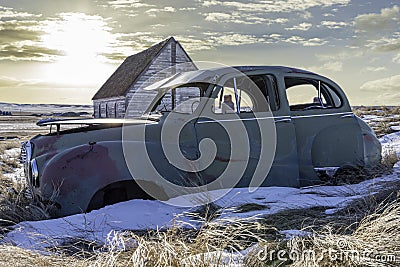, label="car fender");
[311,122,364,168]
[39,141,135,216]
